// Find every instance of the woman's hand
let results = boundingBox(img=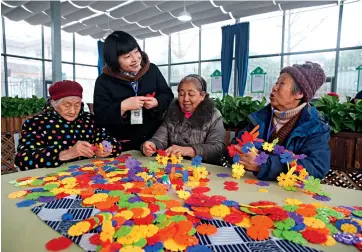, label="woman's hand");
[143,141,156,157]
[59,141,94,161]
[166,145,195,157]
[94,150,112,158]
[239,151,260,172]
[120,96,147,115]
[143,97,158,109]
